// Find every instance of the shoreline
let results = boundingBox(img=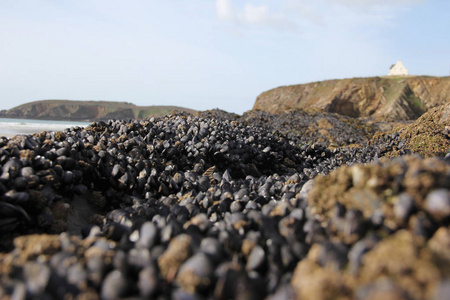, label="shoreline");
[0,117,90,138]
